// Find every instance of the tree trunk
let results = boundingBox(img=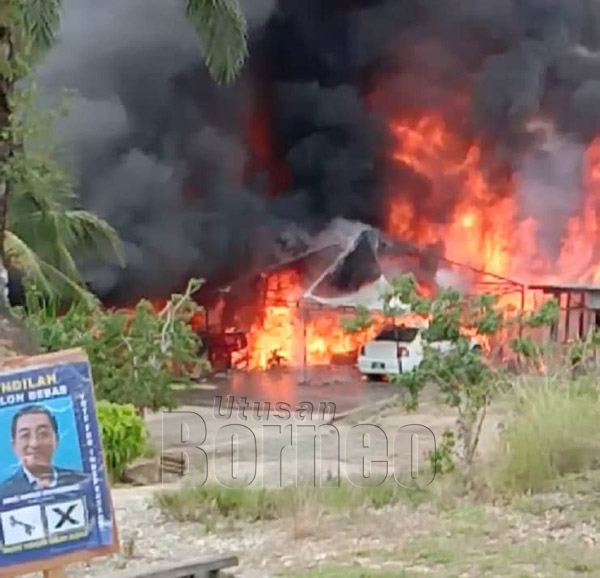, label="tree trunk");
[0,21,14,312]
